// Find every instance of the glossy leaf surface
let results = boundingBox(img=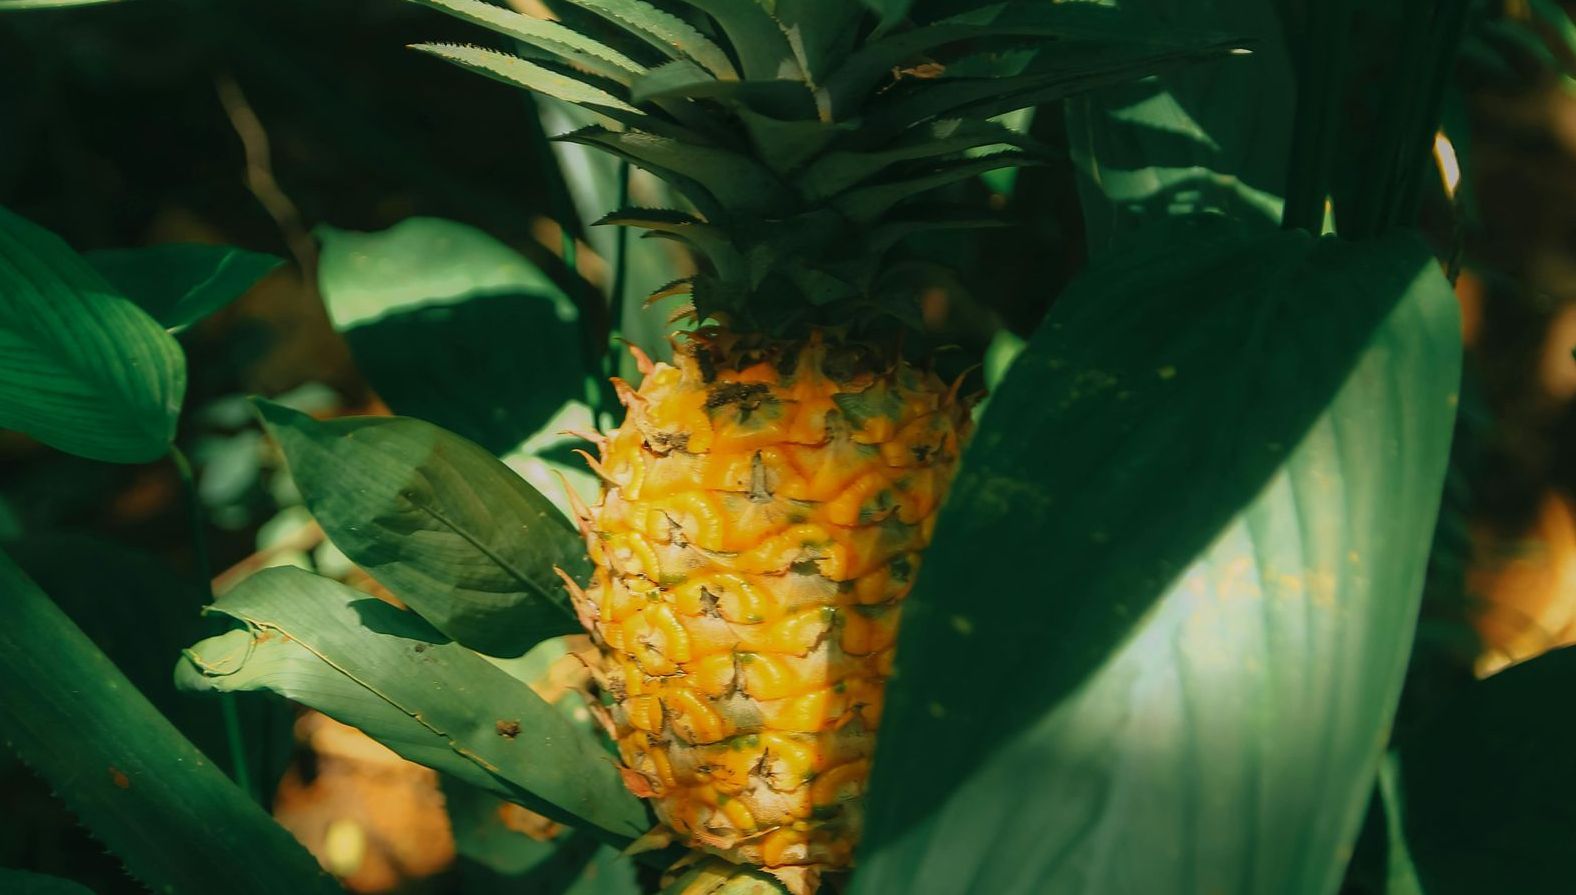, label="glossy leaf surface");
[0,205,185,462]
[84,243,282,331]
[256,400,588,657]
[177,566,648,843]
[855,220,1462,895]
